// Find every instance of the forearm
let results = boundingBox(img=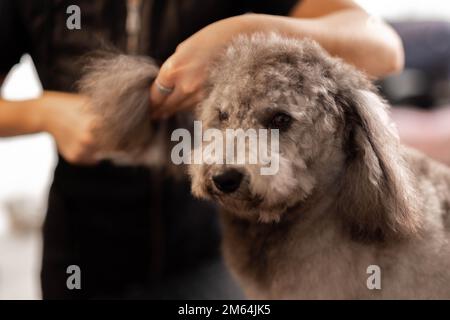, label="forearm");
[250,10,404,78]
[0,74,46,136]
[150,0,405,113]
[0,97,47,137]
